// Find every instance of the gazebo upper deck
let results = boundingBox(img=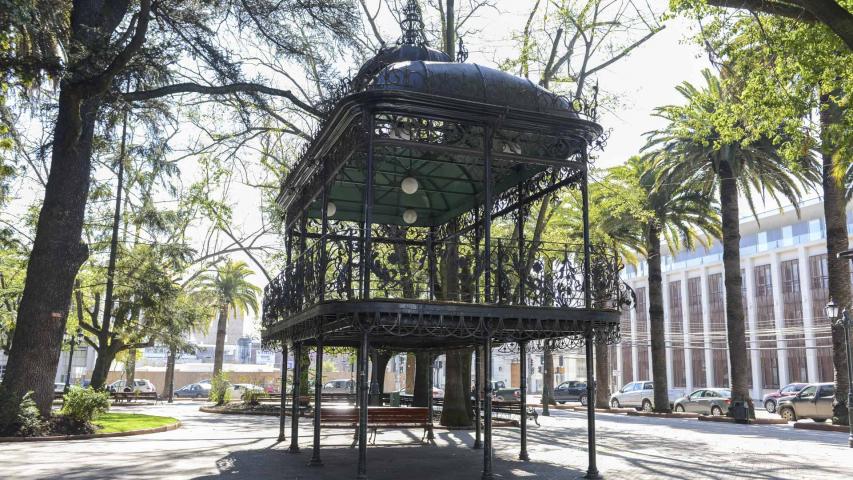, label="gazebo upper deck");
[263,5,625,351]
